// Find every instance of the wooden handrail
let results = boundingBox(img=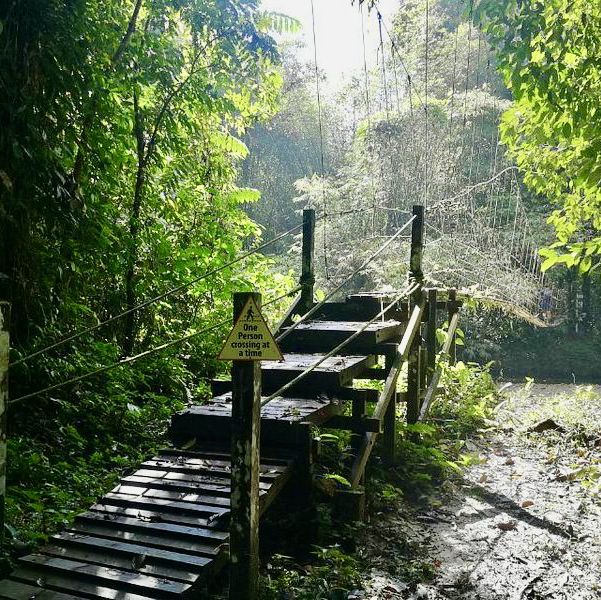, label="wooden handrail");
[350,302,425,488]
[418,310,459,422]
